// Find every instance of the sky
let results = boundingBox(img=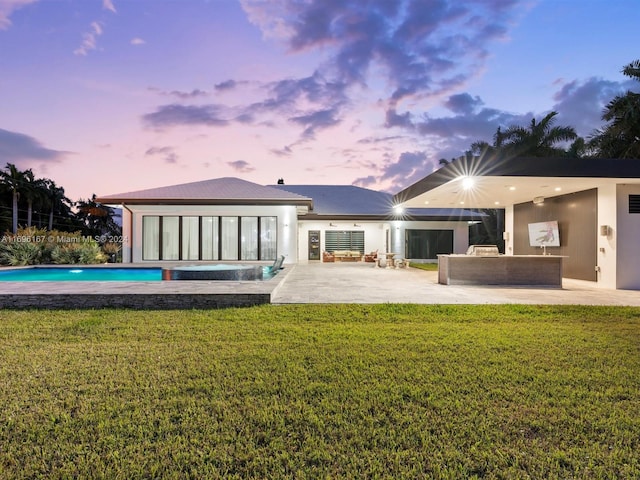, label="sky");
[1,0,639,203]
